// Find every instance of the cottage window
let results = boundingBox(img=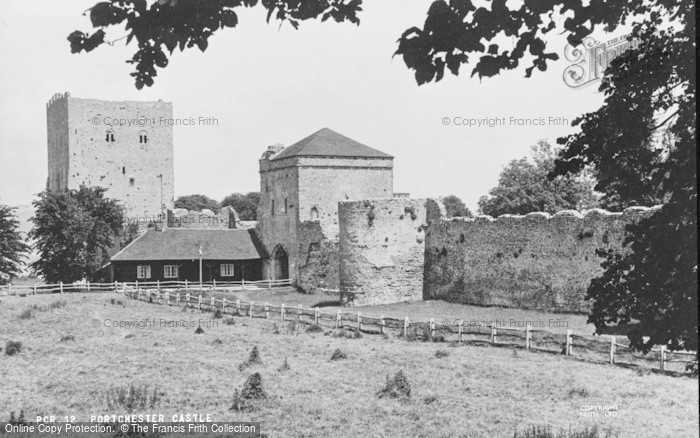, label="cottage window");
[221,264,235,277]
[164,265,178,279]
[136,265,151,279]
